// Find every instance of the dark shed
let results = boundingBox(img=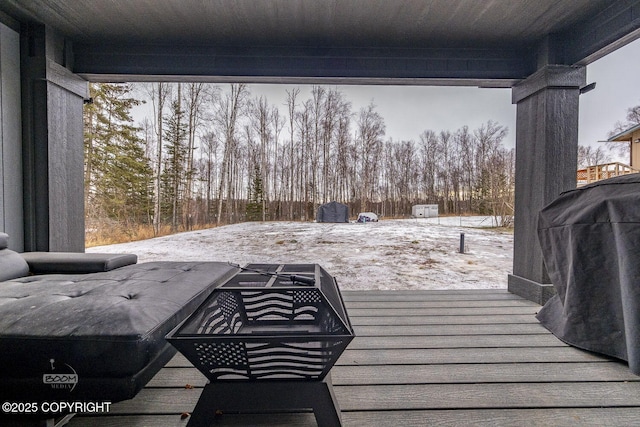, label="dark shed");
[316,202,349,223]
